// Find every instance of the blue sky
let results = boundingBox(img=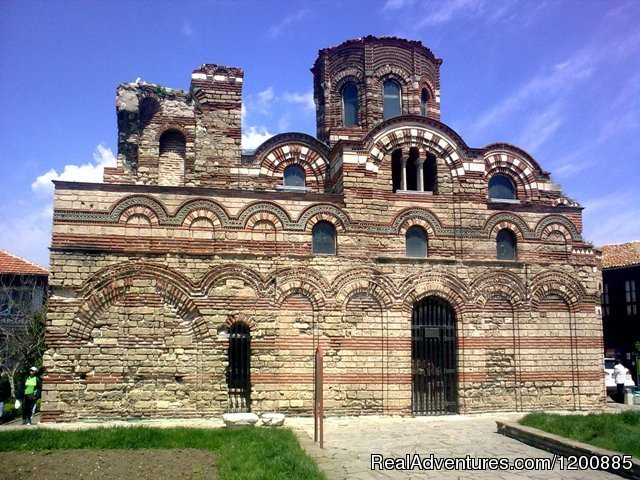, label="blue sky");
[1,0,639,267]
